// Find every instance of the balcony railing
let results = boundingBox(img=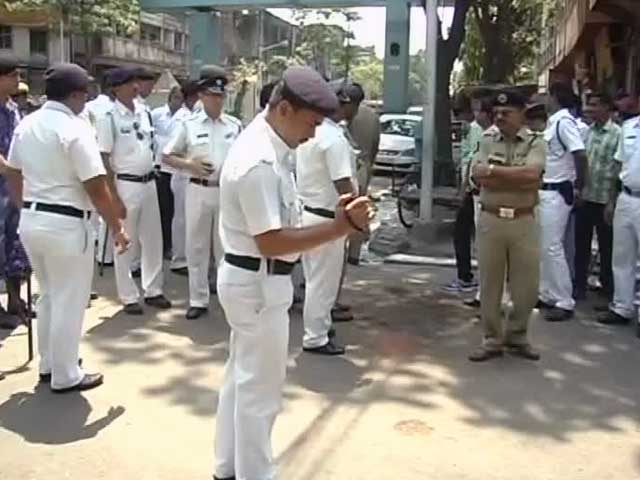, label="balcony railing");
[95,36,187,69]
